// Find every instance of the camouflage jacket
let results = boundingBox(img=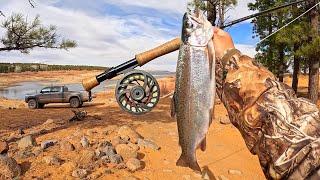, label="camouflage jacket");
[216,54,320,179]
